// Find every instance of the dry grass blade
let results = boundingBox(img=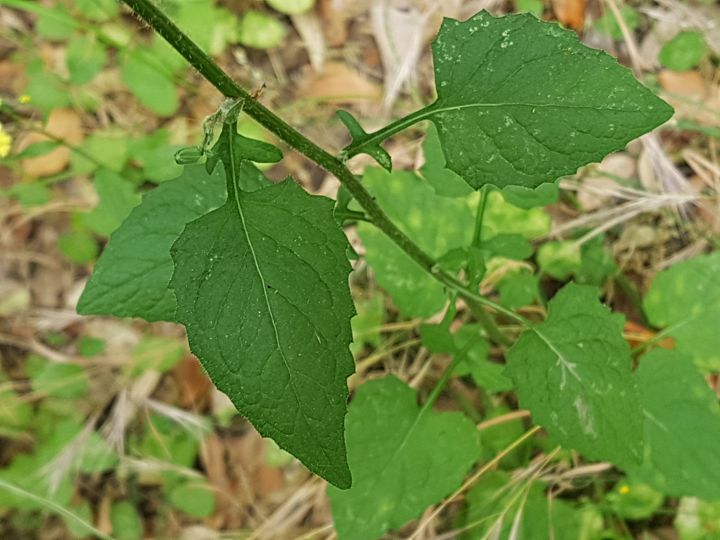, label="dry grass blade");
[371,1,429,111]
[0,477,113,540]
